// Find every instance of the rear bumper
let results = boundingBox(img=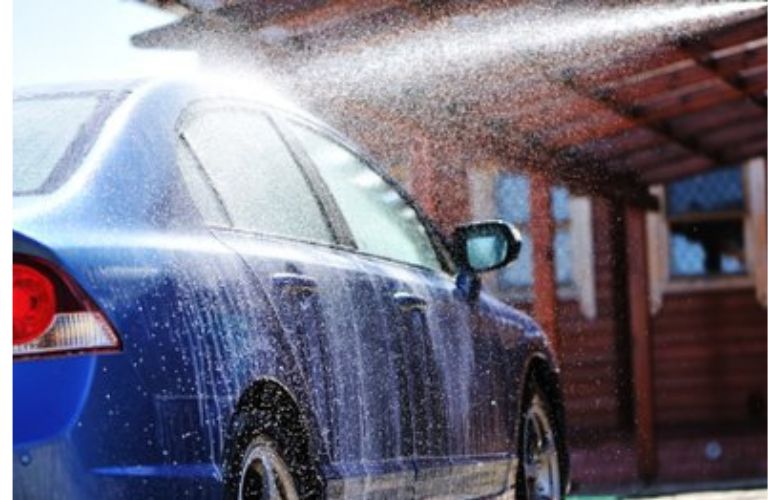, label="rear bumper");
[14,356,224,499]
[14,356,96,446]
[14,439,222,500]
